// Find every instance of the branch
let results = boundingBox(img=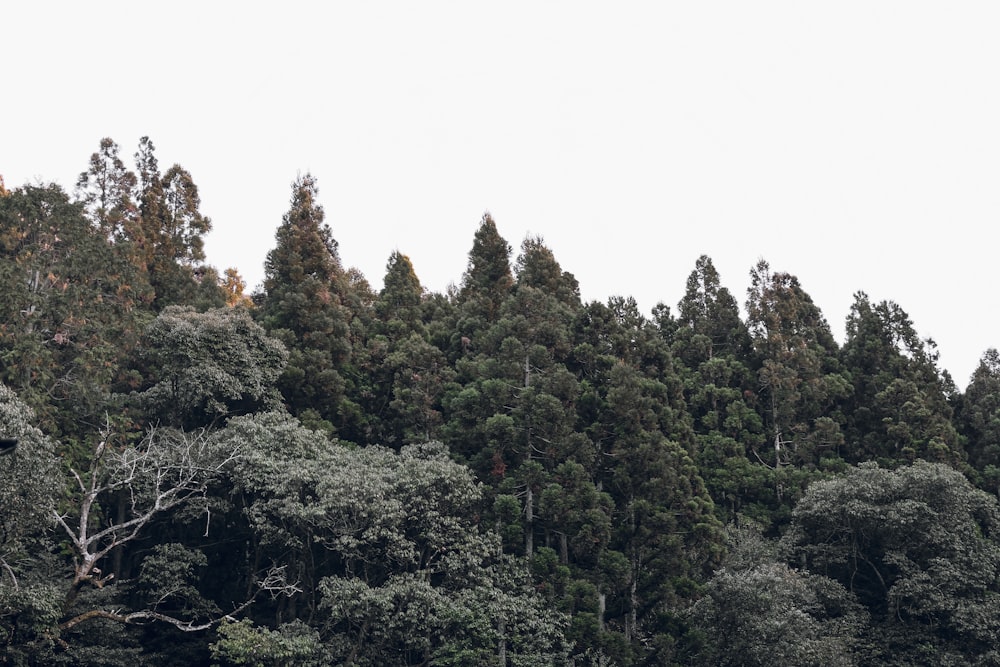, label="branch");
[59,608,218,633]
[58,566,288,633]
